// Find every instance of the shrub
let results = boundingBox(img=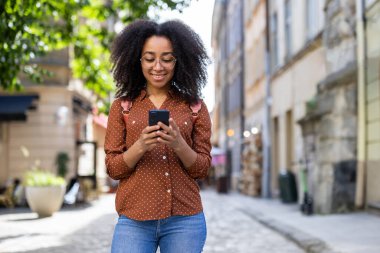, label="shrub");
[24,170,66,187]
